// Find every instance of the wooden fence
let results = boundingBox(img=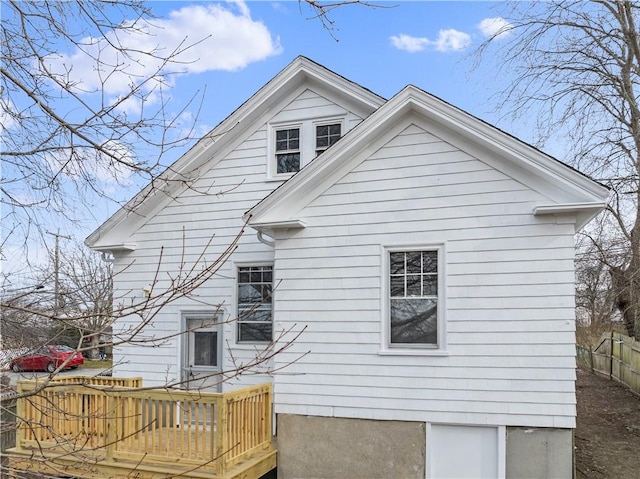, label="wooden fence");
[12,378,273,478]
[577,331,640,396]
